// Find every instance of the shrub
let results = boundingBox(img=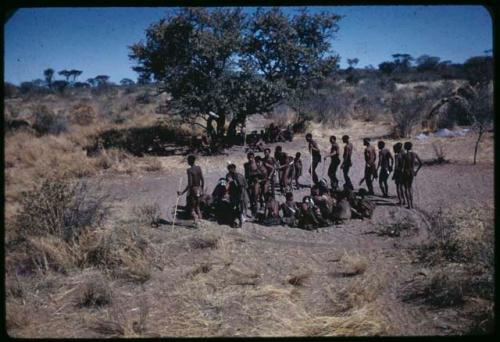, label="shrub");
[78,274,113,307]
[189,236,219,250]
[134,203,161,227]
[79,226,153,282]
[17,179,107,242]
[32,106,68,135]
[71,103,96,126]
